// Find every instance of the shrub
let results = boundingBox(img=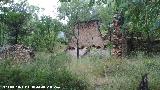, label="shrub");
[0,53,89,90]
